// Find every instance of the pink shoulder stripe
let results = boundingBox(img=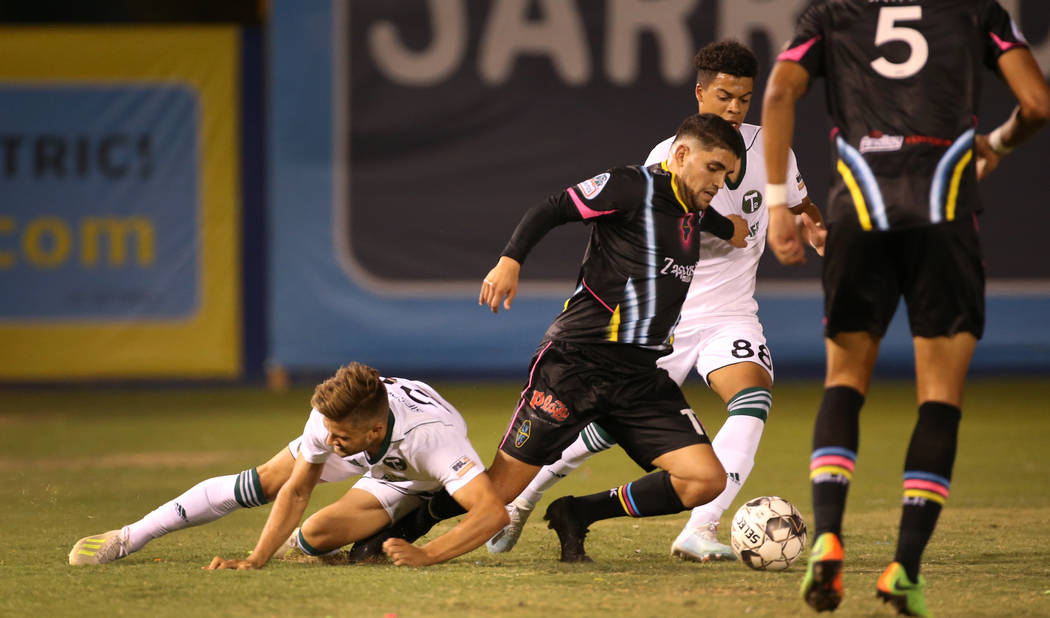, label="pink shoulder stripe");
[567,186,617,219]
[989,31,1026,52]
[777,36,821,63]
